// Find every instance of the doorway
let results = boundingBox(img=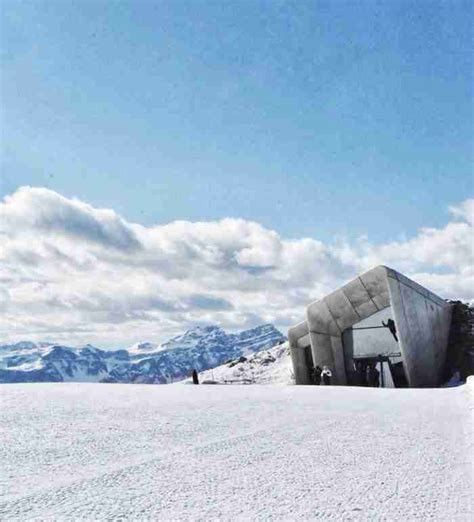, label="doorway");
[304,345,315,384]
[352,355,397,388]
